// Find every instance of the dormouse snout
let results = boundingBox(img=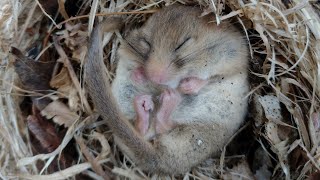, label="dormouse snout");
[146,65,169,85]
[148,71,168,84]
[145,61,169,85]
